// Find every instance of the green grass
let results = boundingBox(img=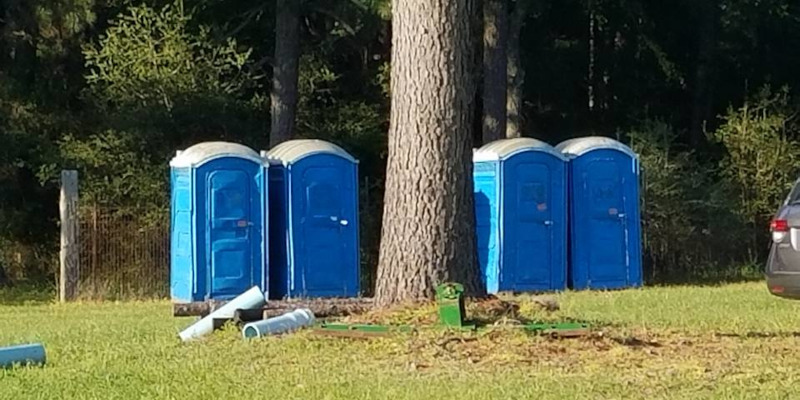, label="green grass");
[3,281,800,399]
